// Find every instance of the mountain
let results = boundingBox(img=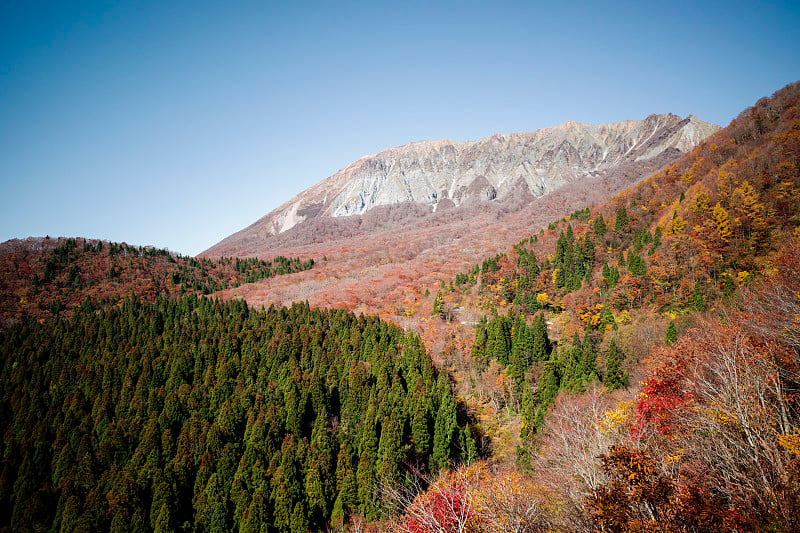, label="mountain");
[200,114,716,352]
[391,81,800,531]
[2,80,798,533]
[204,114,717,257]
